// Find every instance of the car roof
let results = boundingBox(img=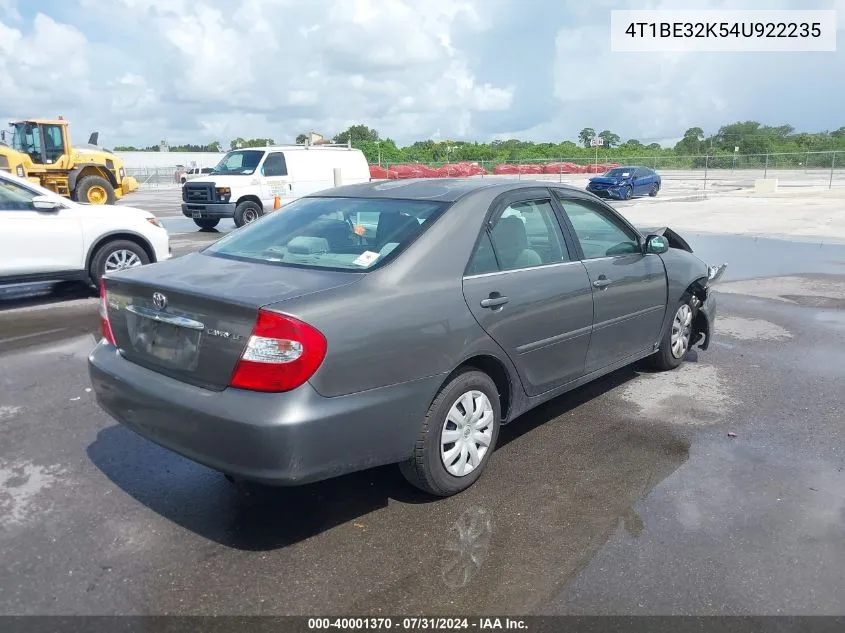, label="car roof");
[309,178,586,203]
